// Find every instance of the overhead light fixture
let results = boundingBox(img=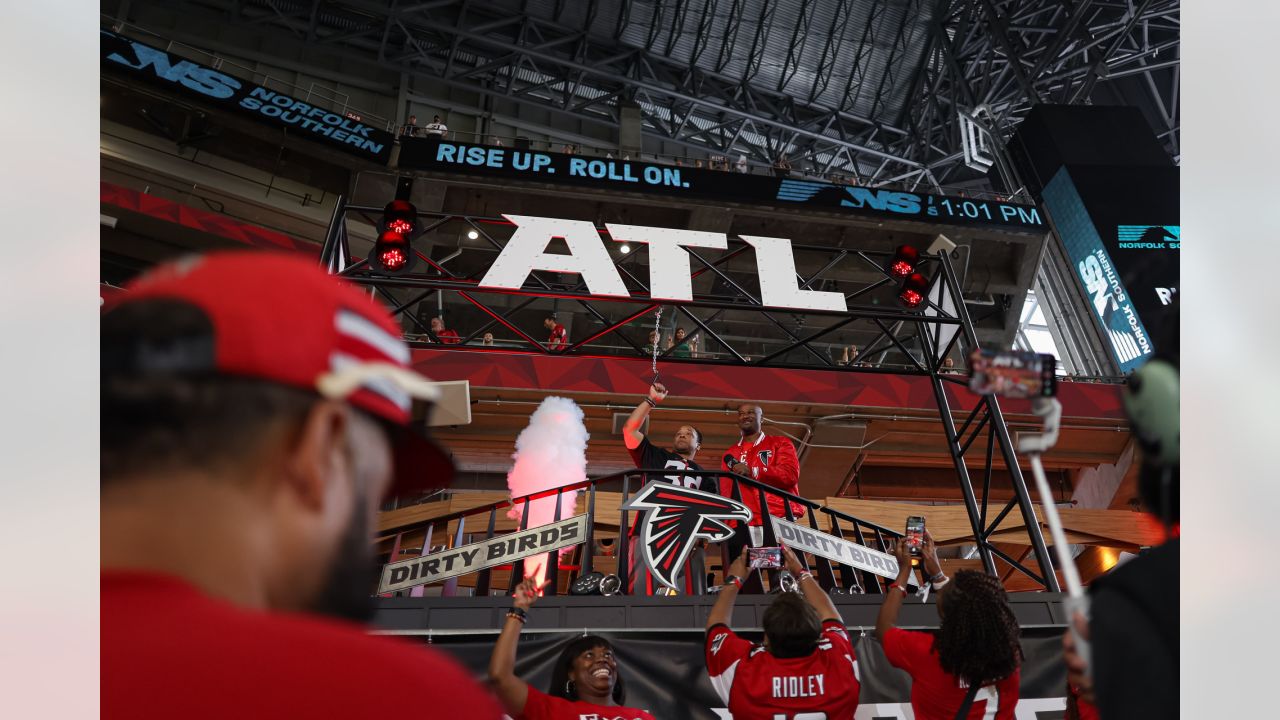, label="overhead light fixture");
[467,229,479,240]
[619,244,631,254]
[927,234,956,255]
[898,272,930,309]
[887,245,920,279]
